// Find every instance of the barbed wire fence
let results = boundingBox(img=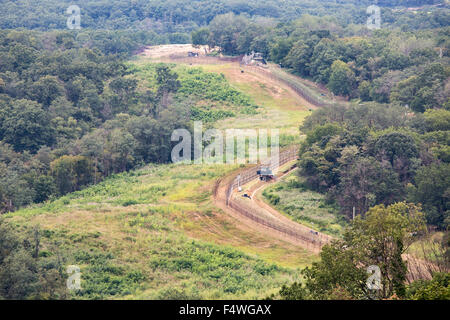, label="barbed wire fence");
[225,146,330,250]
[167,54,243,65]
[169,54,333,250]
[167,54,344,109]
